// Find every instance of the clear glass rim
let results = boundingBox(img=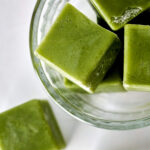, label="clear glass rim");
[29,0,150,130]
